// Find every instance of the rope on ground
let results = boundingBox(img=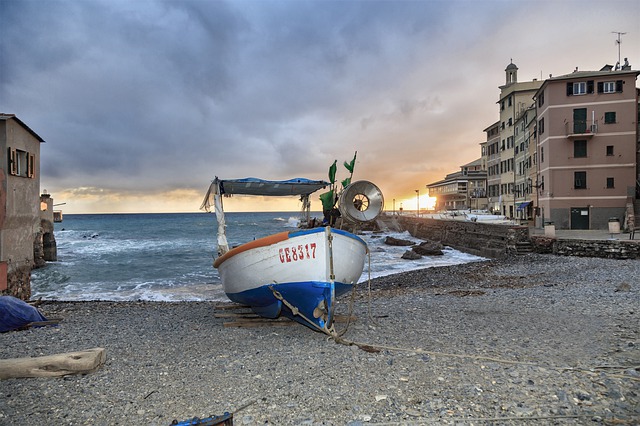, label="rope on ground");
[365,250,380,328]
[270,282,640,381]
[334,249,377,338]
[367,414,597,425]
